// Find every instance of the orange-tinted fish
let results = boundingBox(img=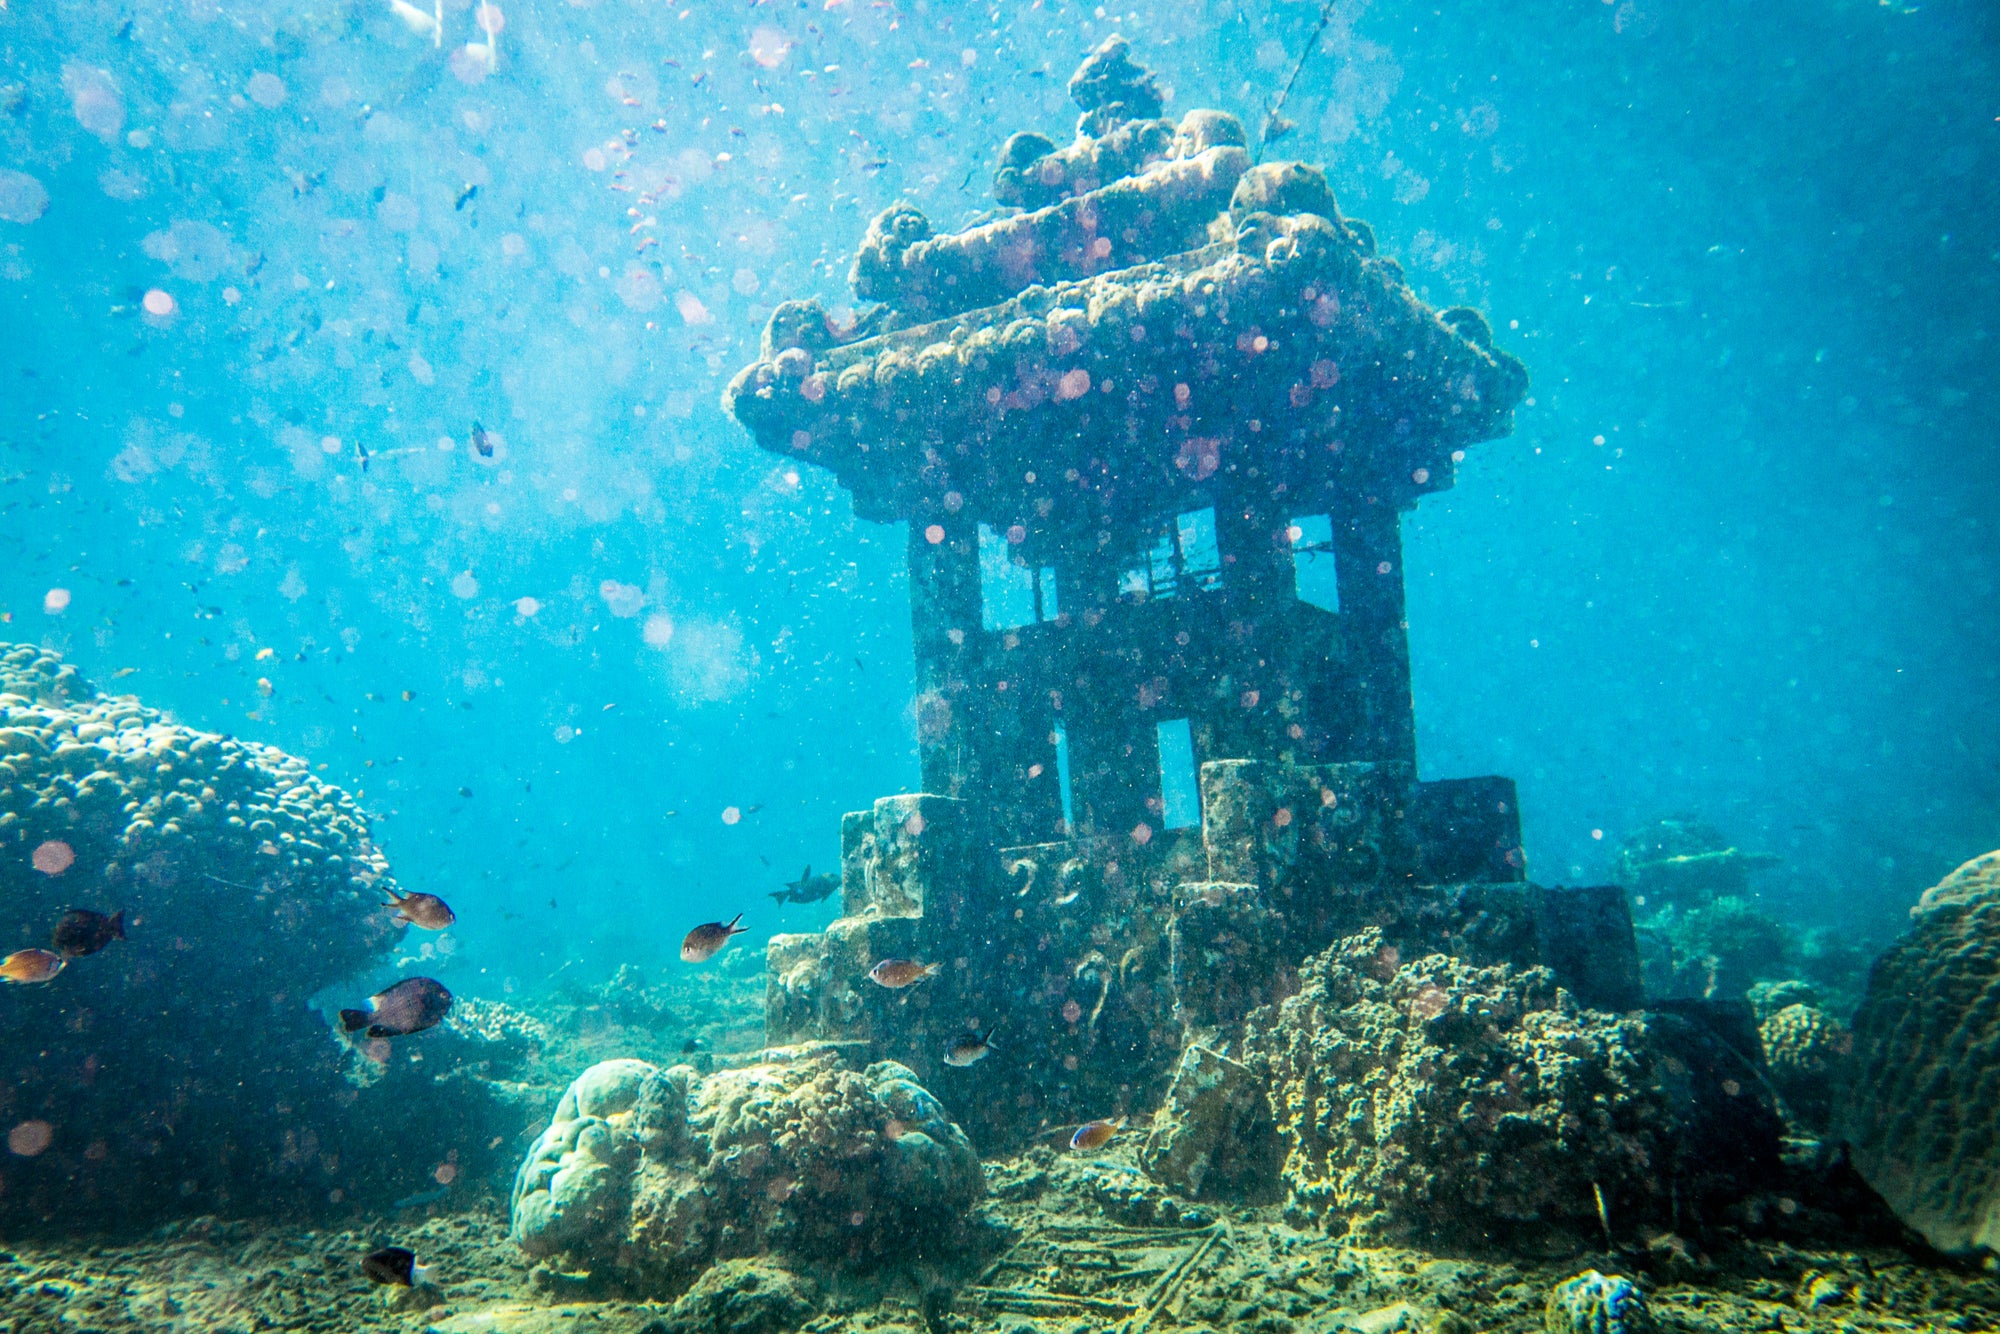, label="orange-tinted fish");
[384,886,455,930]
[0,949,66,984]
[867,958,941,989]
[944,1026,998,1067]
[1069,1116,1126,1152]
[681,913,748,962]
